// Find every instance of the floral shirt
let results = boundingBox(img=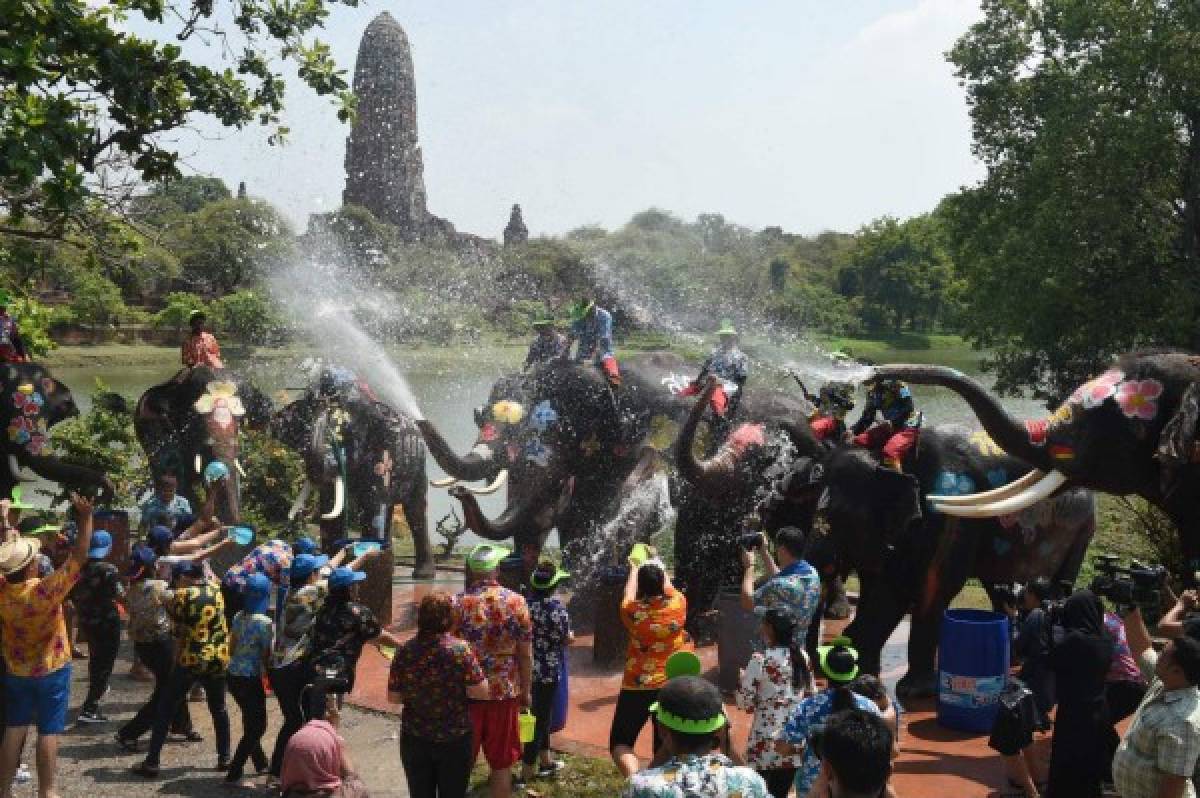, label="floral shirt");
[127,579,173,643]
[182,330,224,369]
[228,611,274,679]
[138,493,192,531]
[170,580,230,676]
[222,540,293,590]
[0,559,81,677]
[735,647,812,769]
[308,600,381,691]
[782,689,880,796]
[752,561,820,646]
[273,582,327,668]
[70,560,125,629]
[452,580,532,701]
[621,753,769,798]
[1105,611,1146,685]
[620,589,692,690]
[528,595,571,684]
[389,633,486,742]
